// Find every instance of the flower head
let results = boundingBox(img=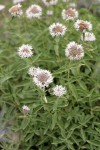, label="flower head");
[18,44,33,58]
[33,69,53,88]
[13,0,25,4]
[47,10,53,16]
[22,105,30,115]
[26,4,42,19]
[69,3,76,8]
[65,41,84,60]
[62,8,78,21]
[42,0,58,6]
[62,0,69,2]
[49,23,67,37]
[0,4,5,11]
[9,3,23,17]
[53,85,66,97]
[81,32,96,41]
[28,67,41,77]
[74,19,92,32]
